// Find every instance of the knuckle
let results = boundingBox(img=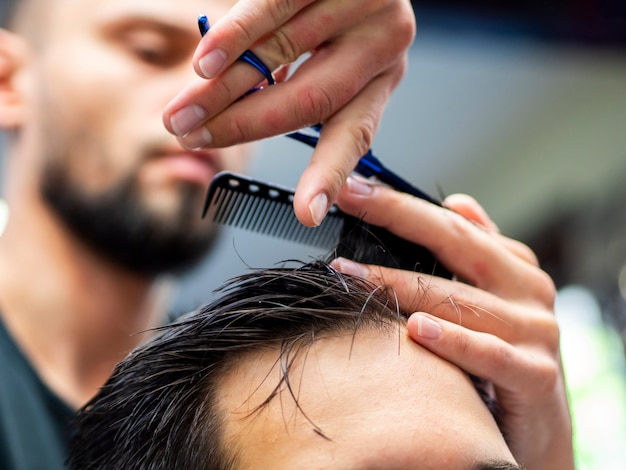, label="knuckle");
[346,118,376,160]
[226,15,256,47]
[210,77,238,105]
[534,355,561,395]
[519,244,540,265]
[266,0,303,24]
[534,269,558,309]
[383,0,417,48]
[225,114,250,144]
[265,27,302,65]
[454,329,475,357]
[489,341,514,375]
[309,157,347,202]
[398,11,417,47]
[294,85,336,124]
[517,306,560,351]
[326,165,348,195]
[541,319,561,355]
[515,323,562,394]
[447,210,476,242]
[509,238,541,266]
